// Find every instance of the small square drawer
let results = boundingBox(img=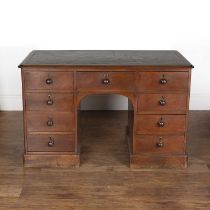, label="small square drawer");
[25,93,74,111]
[27,134,75,152]
[138,93,187,114]
[77,71,135,91]
[23,71,73,91]
[134,135,186,154]
[136,115,186,134]
[26,112,75,132]
[137,72,189,91]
